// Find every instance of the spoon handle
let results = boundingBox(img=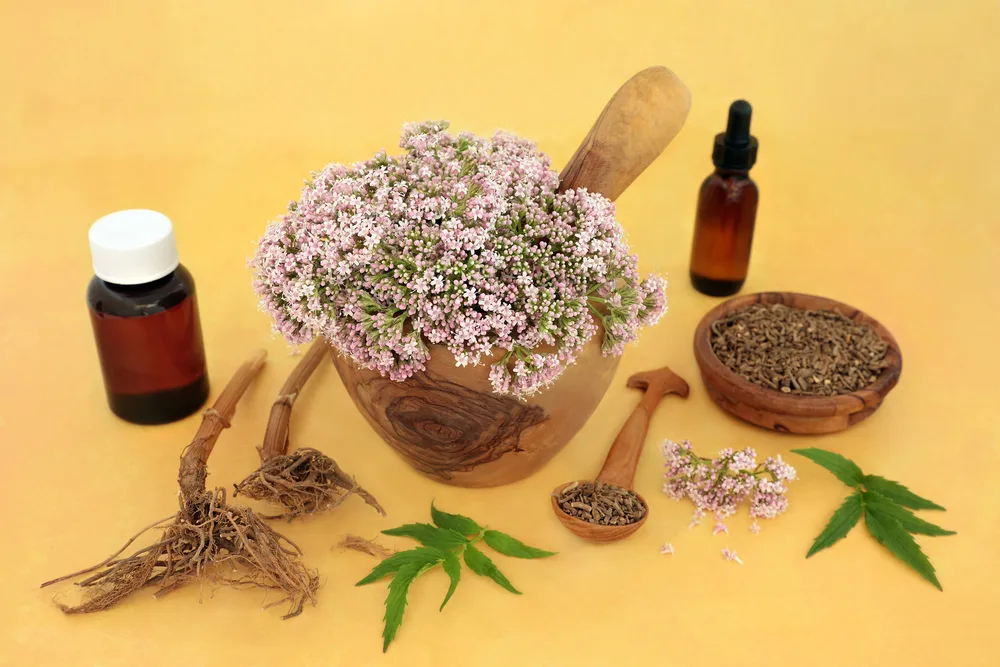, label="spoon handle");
[595,398,659,489]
